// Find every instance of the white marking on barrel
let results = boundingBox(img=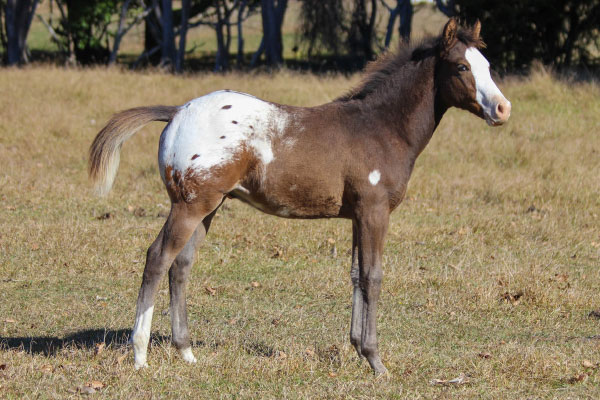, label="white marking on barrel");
[369,170,381,186]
